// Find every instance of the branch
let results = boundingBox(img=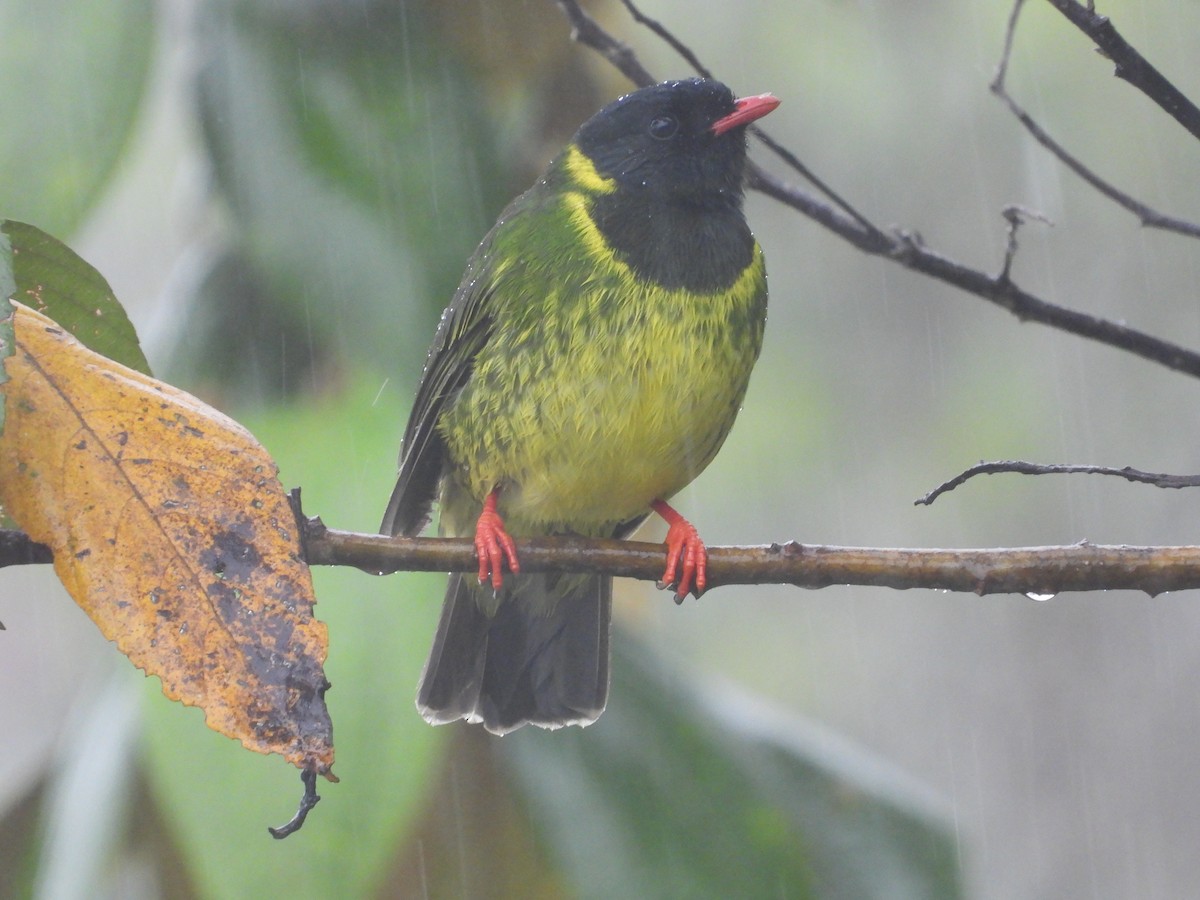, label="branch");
[993,0,1200,239]
[1044,0,1200,143]
[918,460,1200,506]
[556,0,655,87]
[555,0,1200,381]
[268,766,321,840]
[8,515,1200,597]
[300,520,1200,598]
